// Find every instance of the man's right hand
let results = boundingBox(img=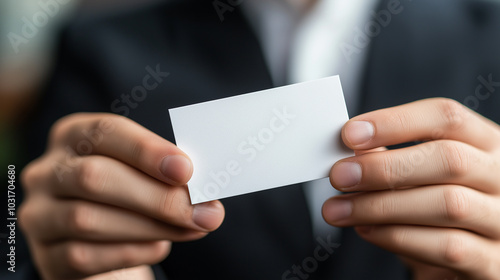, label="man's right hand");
[19,113,225,280]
